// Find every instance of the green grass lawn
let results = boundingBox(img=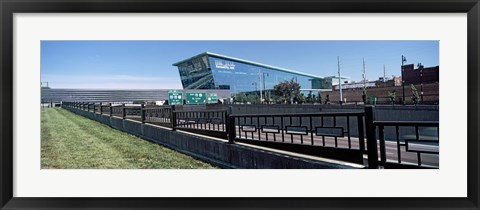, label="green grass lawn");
[41,108,216,169]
